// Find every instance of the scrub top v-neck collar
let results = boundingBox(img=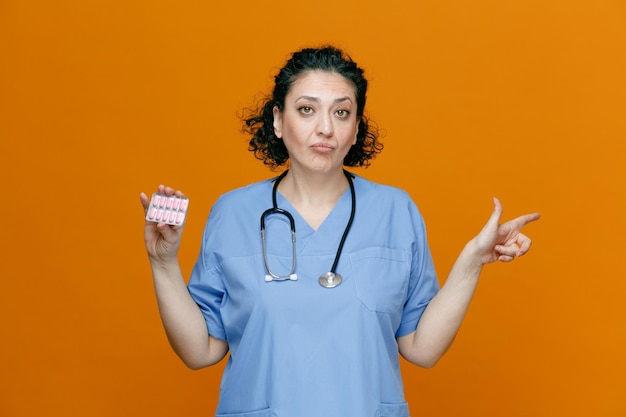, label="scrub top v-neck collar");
[274,178,355,255]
